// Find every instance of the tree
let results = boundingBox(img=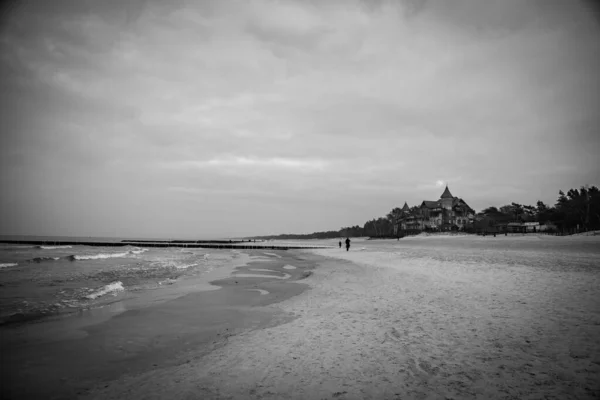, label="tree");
[589,186,600,229]
[522,204,536,221]
[551,186,600,232]
[511,203,525,221]
[499,204,515,217]
[536,200,548,214]
[535,200,555,223]
[387,207,402,222]
[482,206,499,215]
